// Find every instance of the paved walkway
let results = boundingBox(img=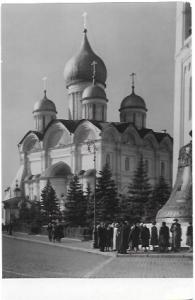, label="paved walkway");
[3,231,193,259]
